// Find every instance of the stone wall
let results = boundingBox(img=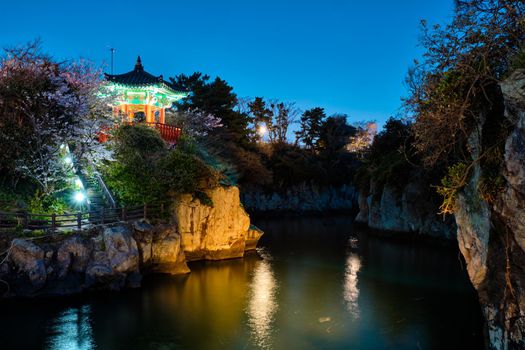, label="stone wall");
[241,183,357,213]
